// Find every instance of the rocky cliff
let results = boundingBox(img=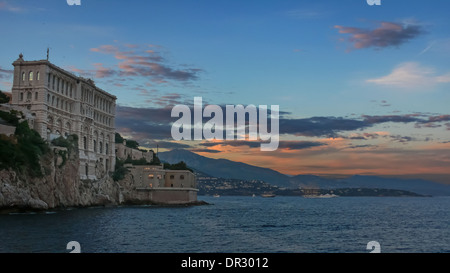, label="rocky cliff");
[0,145,120,212]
